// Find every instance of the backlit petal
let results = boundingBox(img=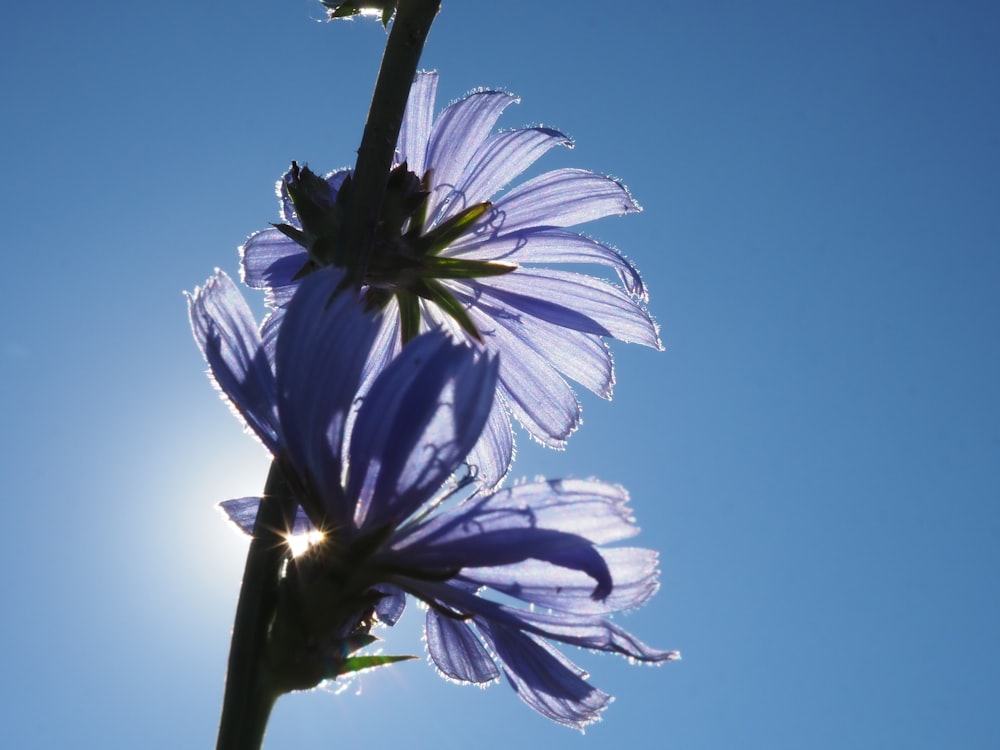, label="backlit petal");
[348,334,497,530]
[449,226,646,299]
[426,610,499,684]
[276,267,379,525]
[477,620,611,730]
[475,268,662,349]
[478,168,640,235]
[436,127,572,224]
[397,71,439,176]
[239,227,306,308]
[425,89,519,227]
[187,270,280,452]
